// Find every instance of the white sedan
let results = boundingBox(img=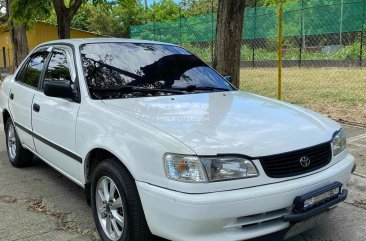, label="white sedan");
[0,38,355,241]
